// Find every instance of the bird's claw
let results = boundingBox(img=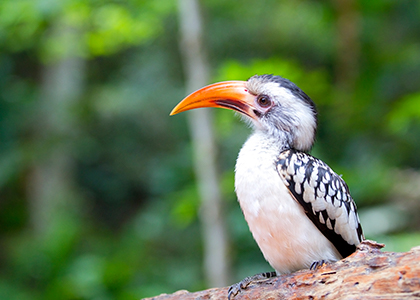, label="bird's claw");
[310,259,327,270]
[227,282,242,300]
[228,278,252,300]
[227,272,277,299]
